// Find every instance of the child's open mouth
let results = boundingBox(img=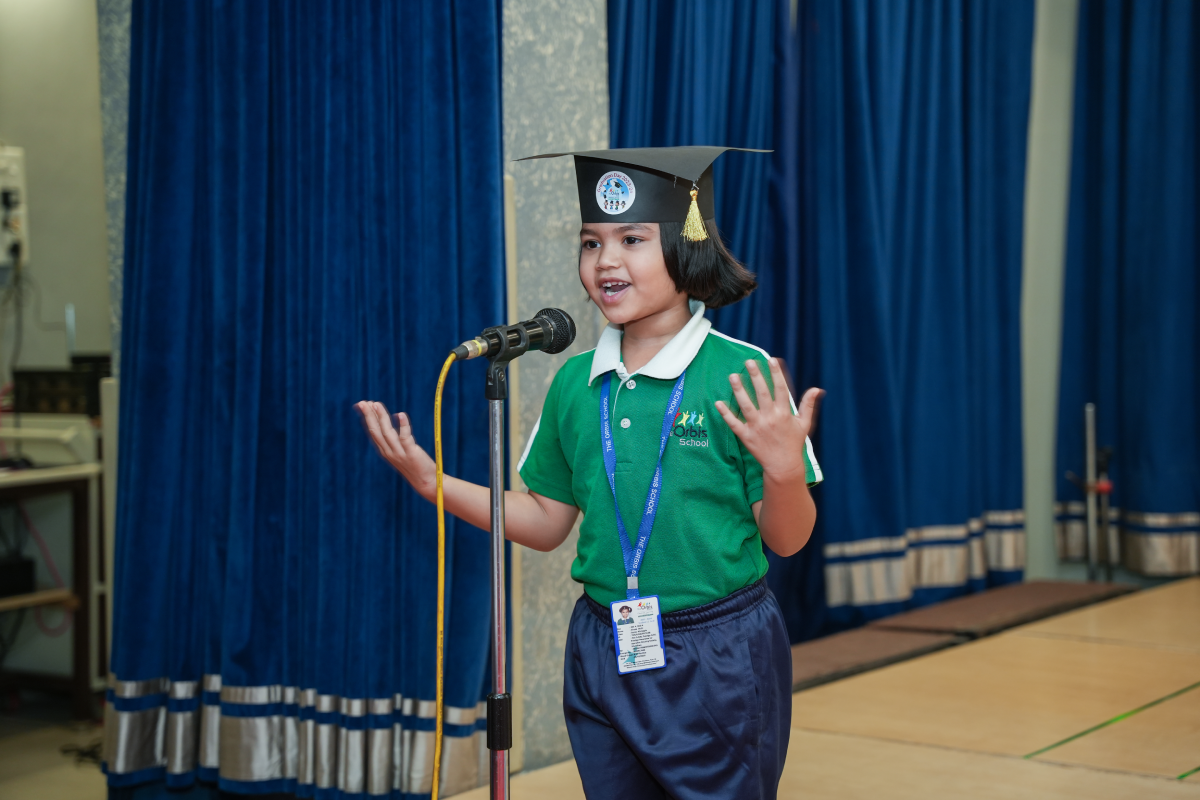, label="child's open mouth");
[600,280,631,301]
